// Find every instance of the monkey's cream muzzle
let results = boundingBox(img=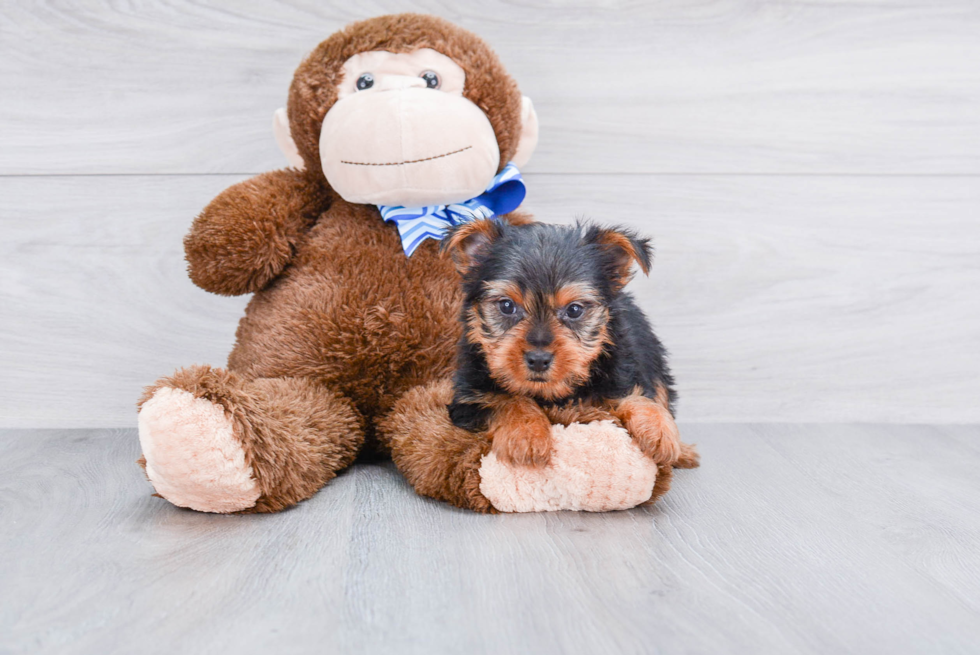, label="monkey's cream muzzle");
[319,84,500,206]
